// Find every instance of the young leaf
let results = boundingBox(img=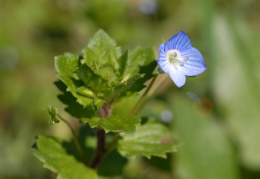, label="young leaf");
[87,29,118,56]
[55,53,95,107]
[33,136,97,179]
[117,123,178,158]
[81,115,140,134]
[82,29,122,84]
[120,47,156,79]
[118,47,157,93]
[78,63,111,96]
[48,105,60,124]
[54,30,157,111]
